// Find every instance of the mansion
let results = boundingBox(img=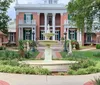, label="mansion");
[15,0,82,45]
[0,0,100,46]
